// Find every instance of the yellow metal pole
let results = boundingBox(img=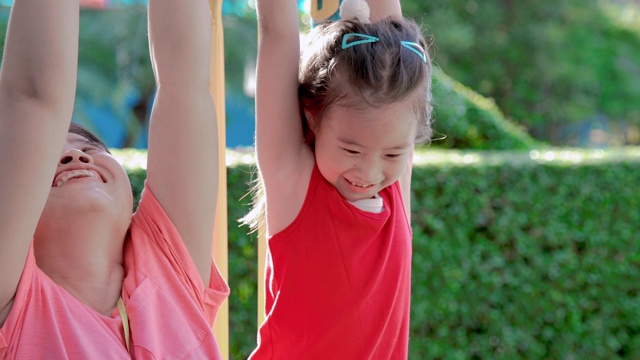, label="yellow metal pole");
[257,224,266,326]
[256,27,266,331]
[210,1,229,359]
